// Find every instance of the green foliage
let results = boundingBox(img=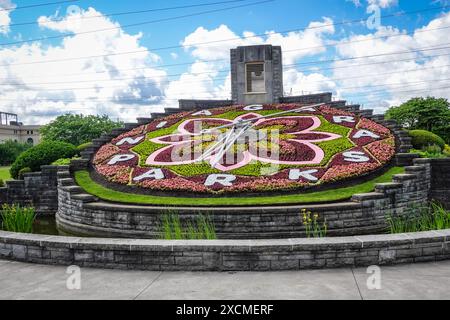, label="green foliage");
[443,144,450,157]
[386,97,450,143]
[0,179,4,187]
[0,140,32,166]
[301,209,328,238]
[40,114,123,146]
[18,167,32,179]
[1,204,36,233]
[387,202,450,234]
[409,130,445,150]
[0,167,11,182]
[159,213,216,240]
[410,145,447,159]
[75,167,404,206]
[51,158,81,166]
[10,141,77,179]
[77,142,93,153]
